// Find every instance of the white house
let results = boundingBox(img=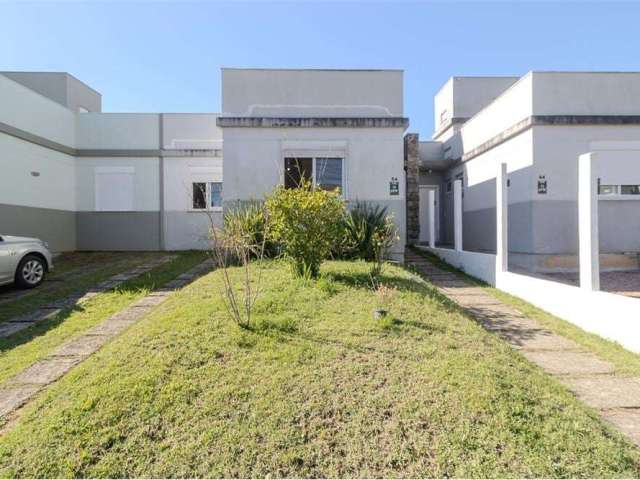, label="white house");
[0,68,407,258]
[2,68,640,270]
[413,72,640,272]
